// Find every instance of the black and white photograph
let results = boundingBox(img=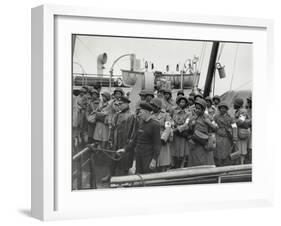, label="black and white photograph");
[71,34,252,190]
